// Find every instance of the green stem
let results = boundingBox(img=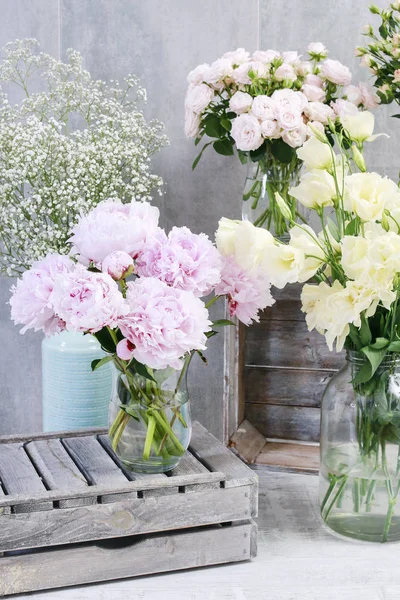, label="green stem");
[323,476,348,523]
[143,414,156,461]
